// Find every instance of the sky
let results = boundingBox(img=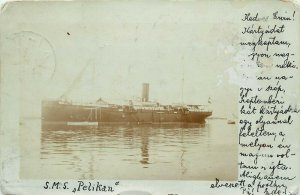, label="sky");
[1,1,244,117]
